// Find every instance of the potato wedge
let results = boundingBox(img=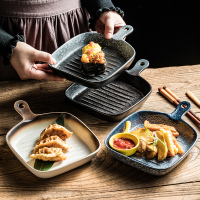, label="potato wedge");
[155,131,168,161]
[146,144,157,159]
[131,129,155,156]
[130,129,154,143]
[160,129,175,157]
